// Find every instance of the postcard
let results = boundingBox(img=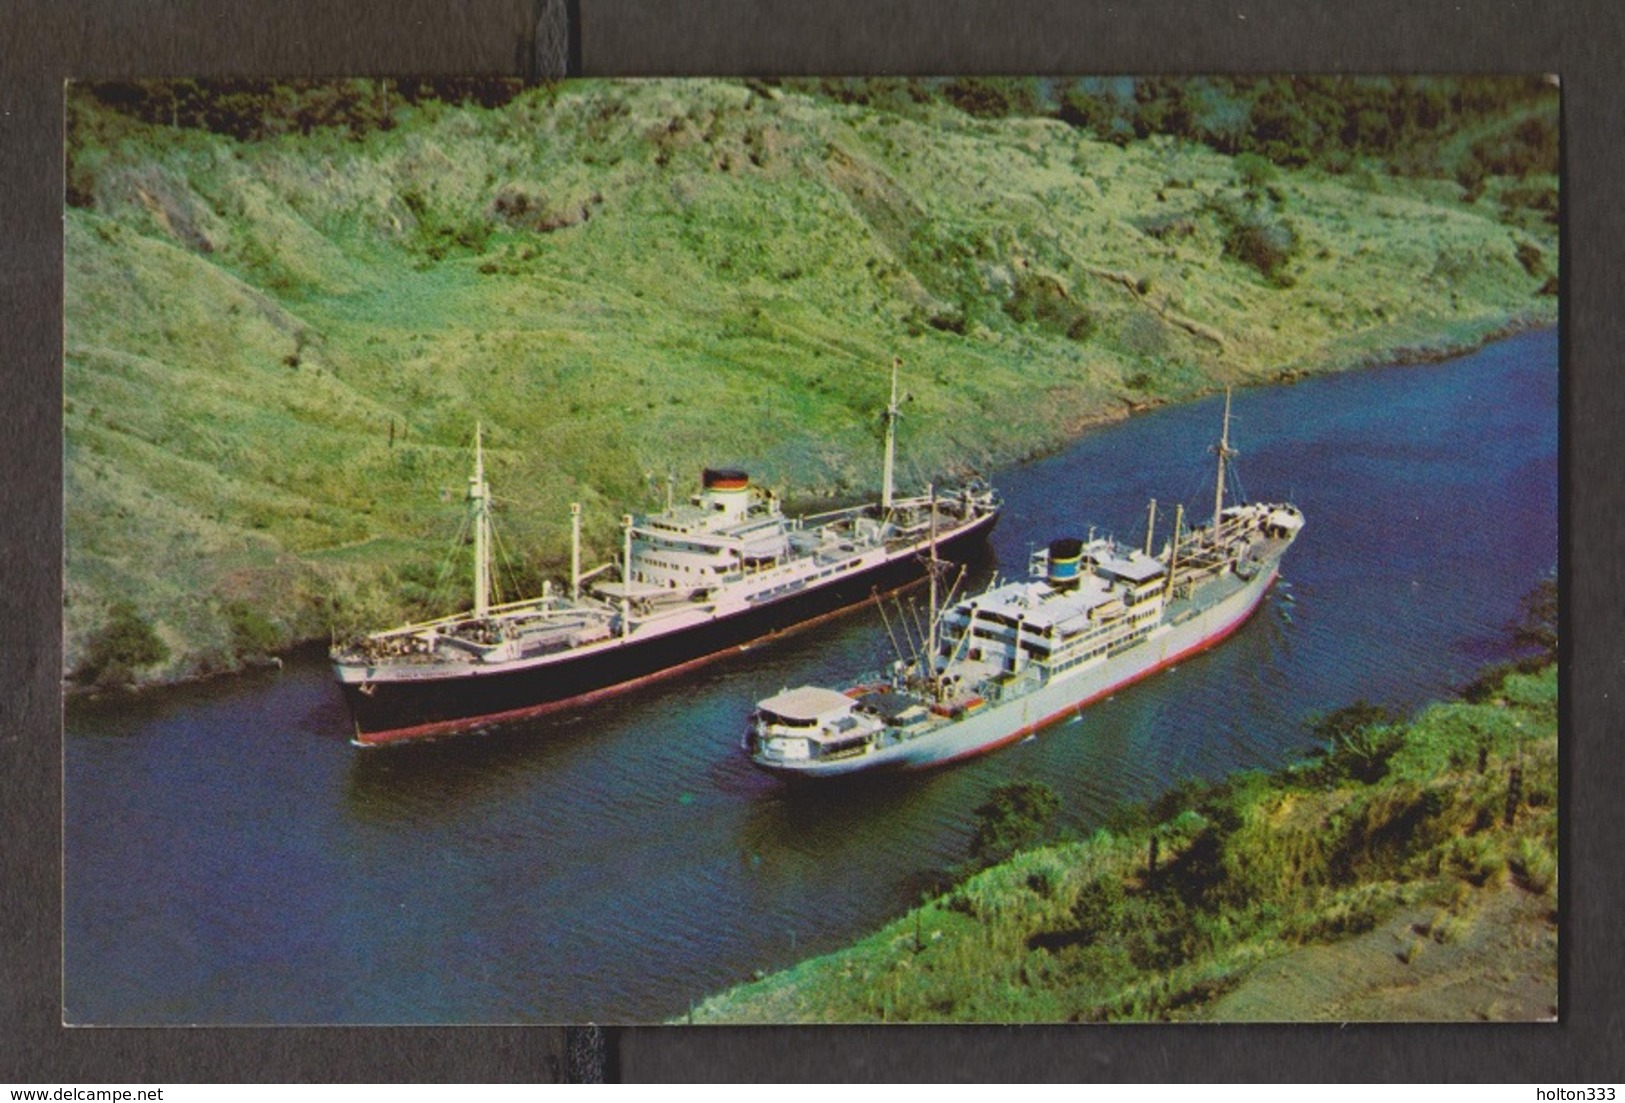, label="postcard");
[62,75,1559,1026]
